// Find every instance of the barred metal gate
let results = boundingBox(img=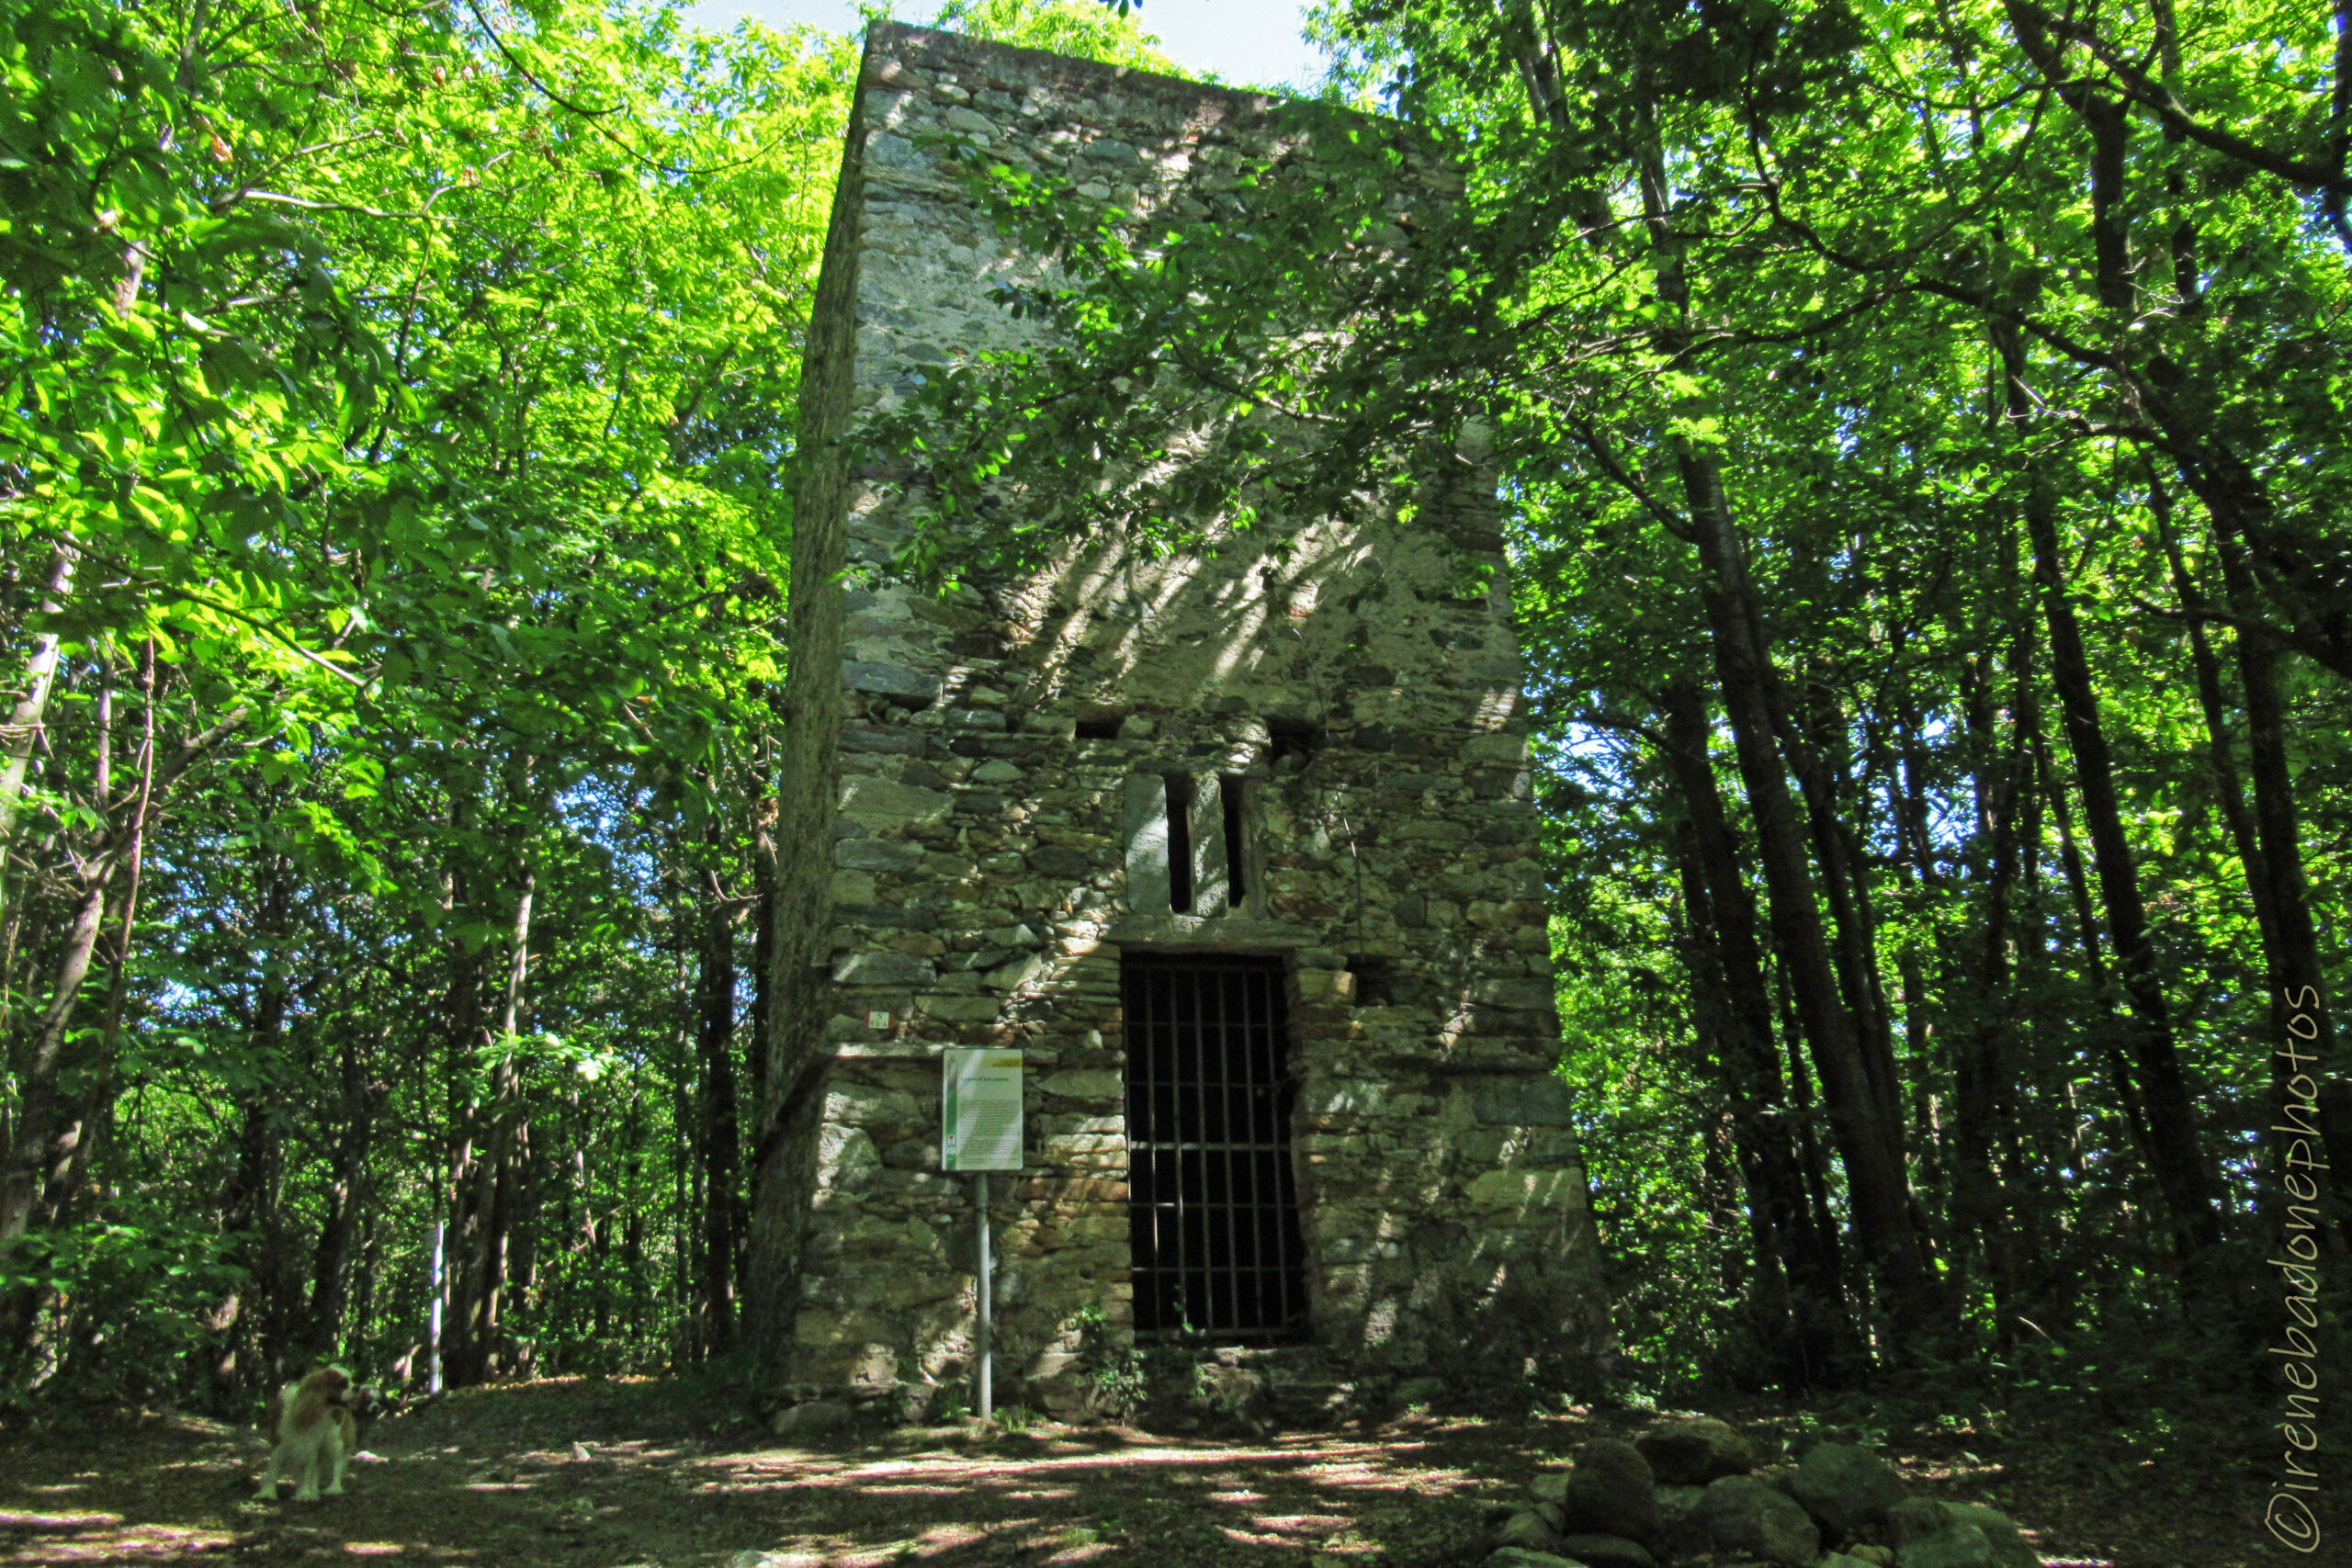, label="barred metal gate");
[1122,954,1309,1343]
